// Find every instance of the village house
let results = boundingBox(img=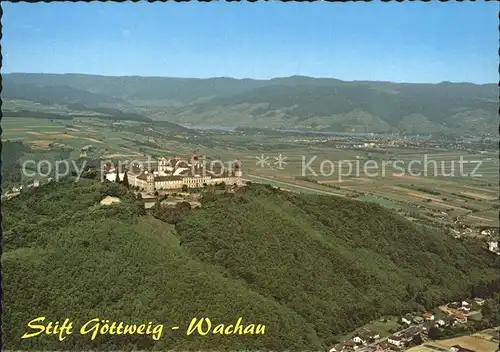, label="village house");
[452,313,467,324]
[488,241,499,254]
[335,340,356,352]
[458,306,471,313]
[403,326,422,339]
[376,341,391,351]
[352,336,366,345]
[401,315,413,325]
[473,297,485,306]
[436,319,446,327]
[413,316,424,324]
[387,327,421,349]
[354,328,380,343]
[387,335,403,348]
[422,313,435,321]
